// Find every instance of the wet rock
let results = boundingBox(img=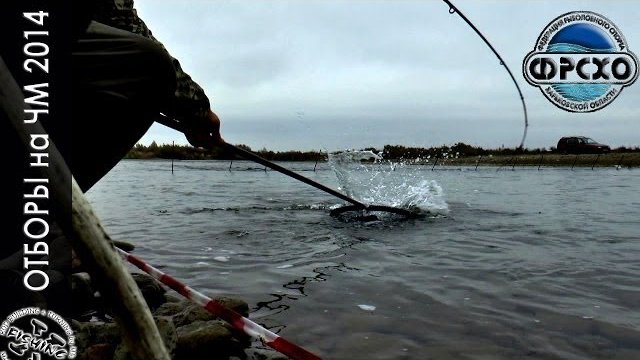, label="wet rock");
[112,316,177,360]
[172,302,217,327]
[72,321,121,352]
[156,295,248,319]
[131,272,166,310]
[242,348,289,360]
[154,316,178,356]
[165,293,183,303]
[214,296,249,318]
[154,300,185,317]
[111,340,129,360]
[68,270,254,359]
[176,320,235,360]
[112,240,135,252]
